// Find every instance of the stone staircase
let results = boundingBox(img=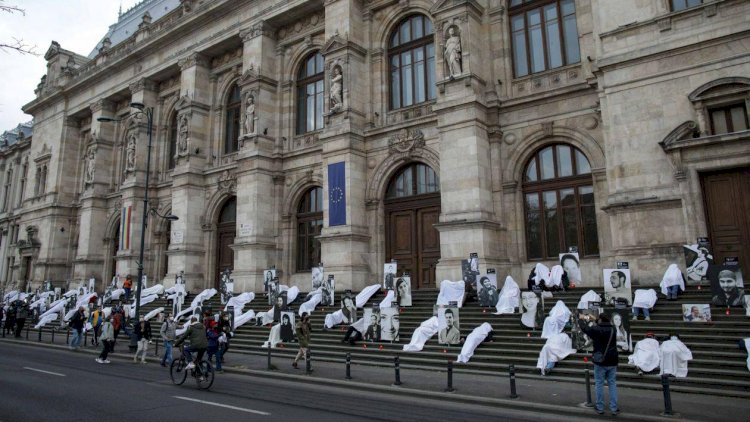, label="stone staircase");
[25,286,750,397]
